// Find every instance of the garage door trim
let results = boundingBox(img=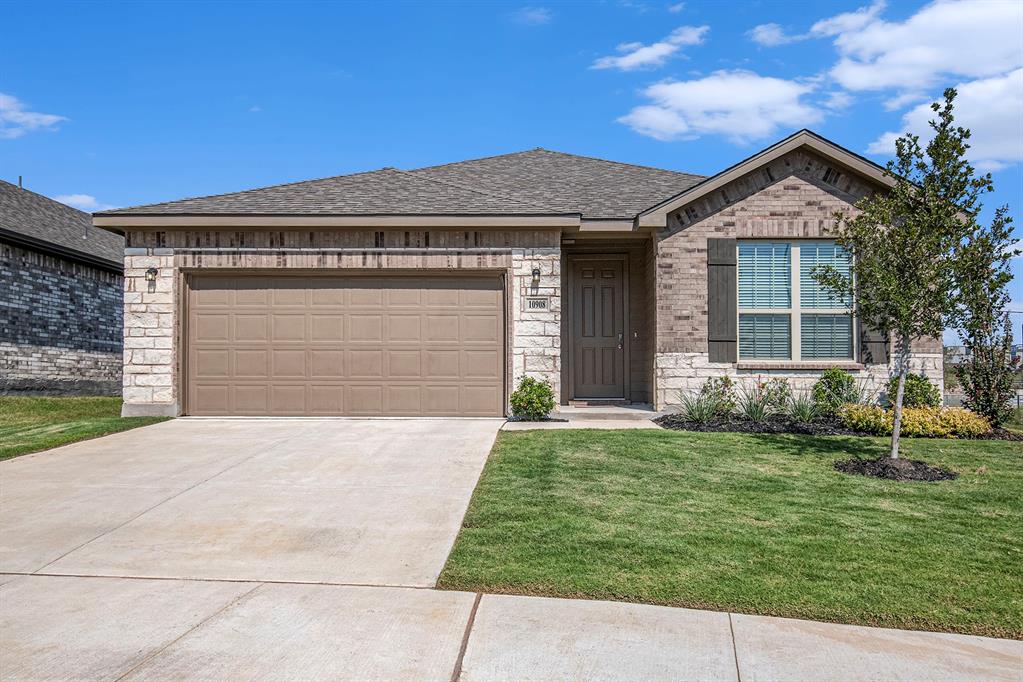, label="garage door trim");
[180,269,509,417]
